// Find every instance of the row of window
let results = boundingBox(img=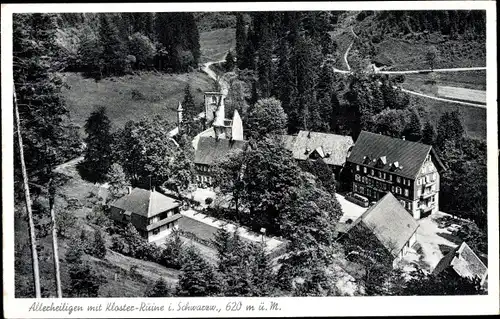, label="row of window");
[392,186,410,197]
[198,165,212,173]
[355,174,389,191]
[196,174,212,184]
[151,220,177,235]
[417,185,436,196]
[149,210,175,225]
[354,175,412,198]
[355,165,411,185]
[399,200,413,211]
[417,172,438,185]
